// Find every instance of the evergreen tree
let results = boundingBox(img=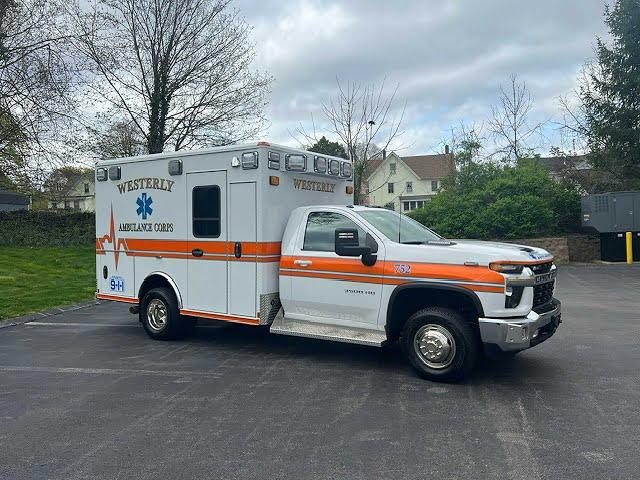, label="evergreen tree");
[582,0,640,189]
[308,136,348,159]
